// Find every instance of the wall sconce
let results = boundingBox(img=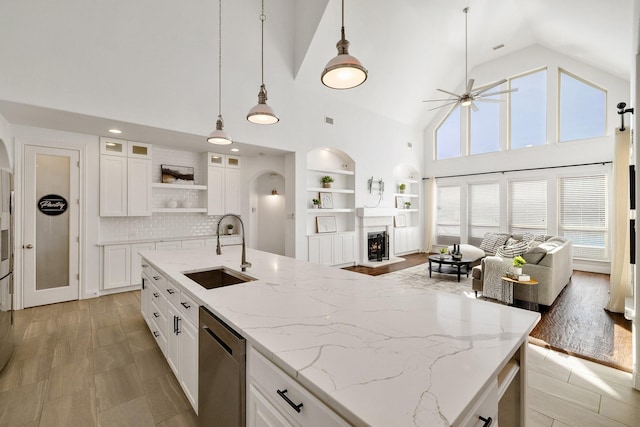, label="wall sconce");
[271,188,279,195]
